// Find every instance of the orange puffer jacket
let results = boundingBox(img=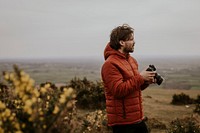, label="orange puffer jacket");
[101,43,146,126]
